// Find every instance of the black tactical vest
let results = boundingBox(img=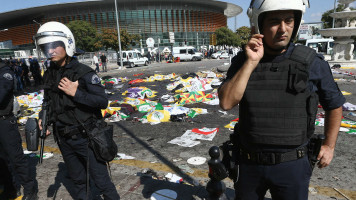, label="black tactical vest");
[238,45,319,146]
[0,63,14,116]
[44,60,97,126]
